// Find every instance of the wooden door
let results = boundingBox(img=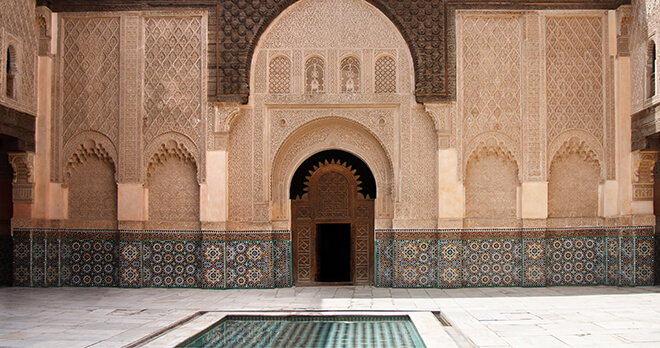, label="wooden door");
[291,160,374,285]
